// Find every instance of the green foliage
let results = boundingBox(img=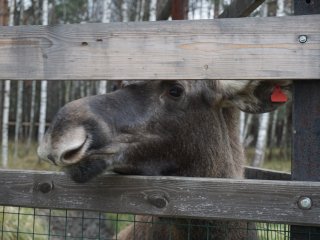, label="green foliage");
[107,213,135,234]
[256,223,290,240]
[0,207,48,240]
